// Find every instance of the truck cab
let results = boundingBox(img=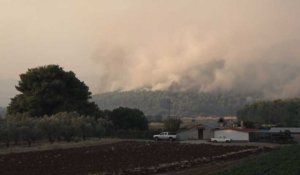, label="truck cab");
[153,132,177,141]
